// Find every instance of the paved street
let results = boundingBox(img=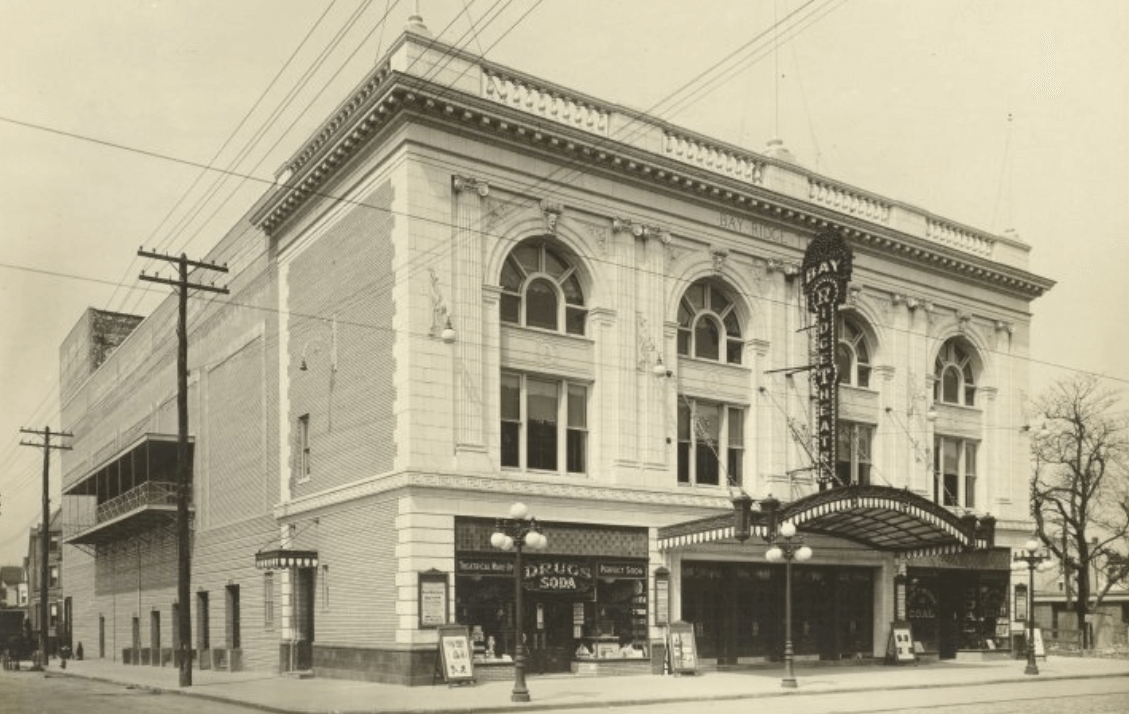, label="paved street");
[4,655,1128,714]
[541,677,1129,714]
[0,672,261,714]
